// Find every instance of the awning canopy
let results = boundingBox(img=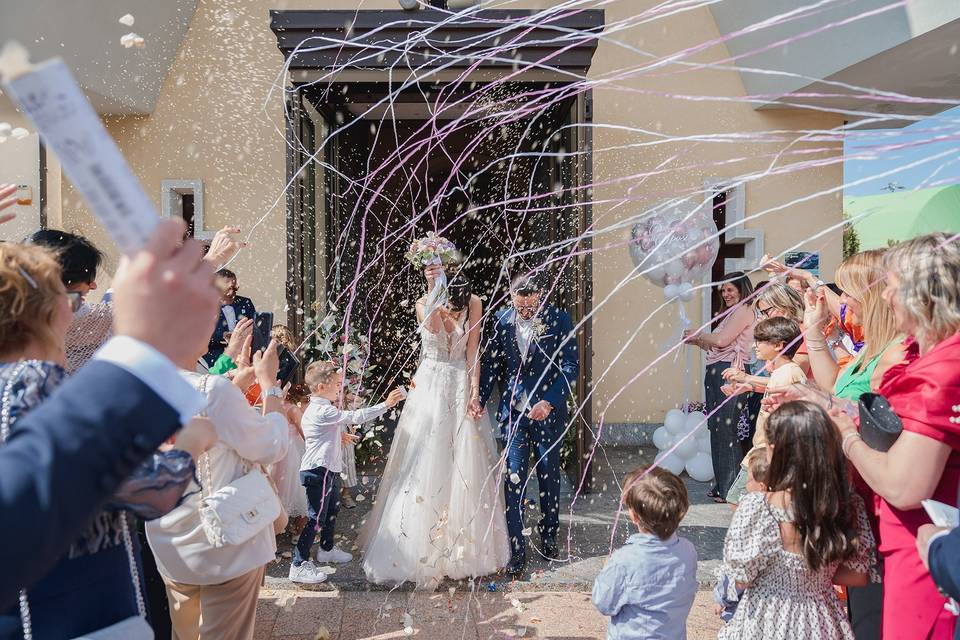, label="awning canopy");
[269,9,604,82]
